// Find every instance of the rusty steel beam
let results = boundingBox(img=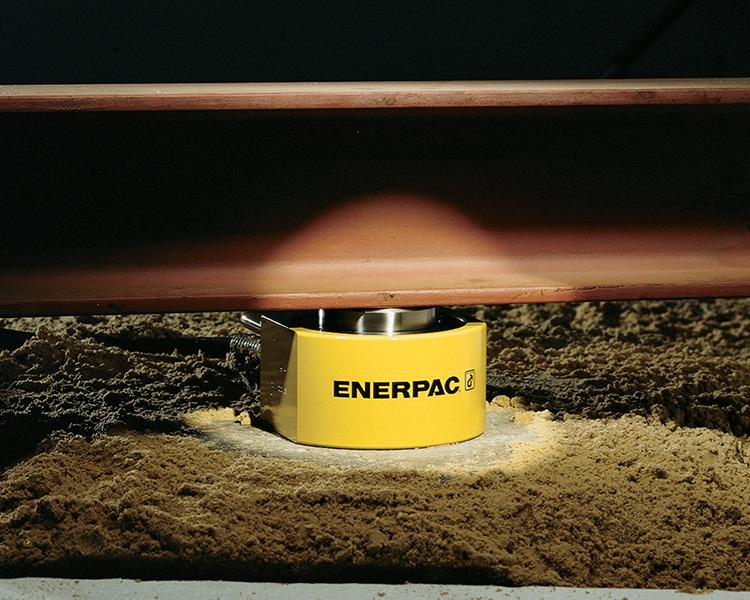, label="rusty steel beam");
[2,79,750,112]
[1,81,750,316]
[1,209,749,316]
